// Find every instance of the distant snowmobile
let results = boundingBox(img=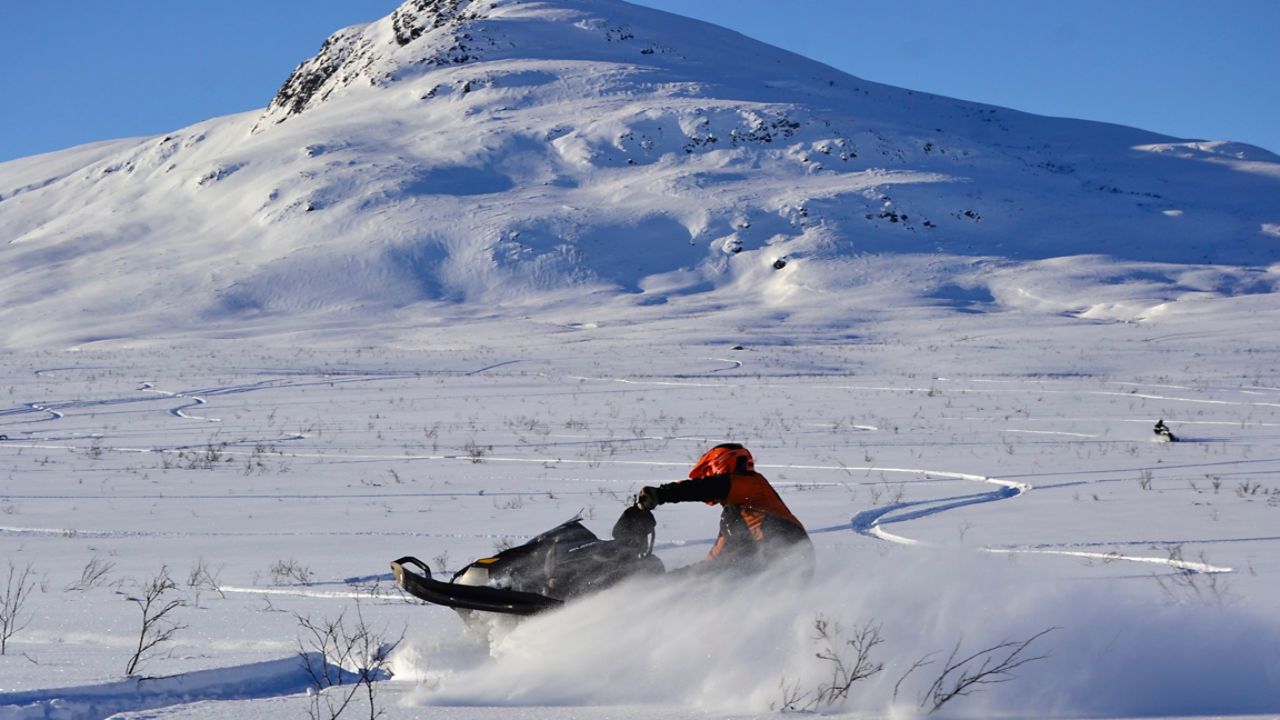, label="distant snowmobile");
[1153,419,1178,442]
[391,504,664,619]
